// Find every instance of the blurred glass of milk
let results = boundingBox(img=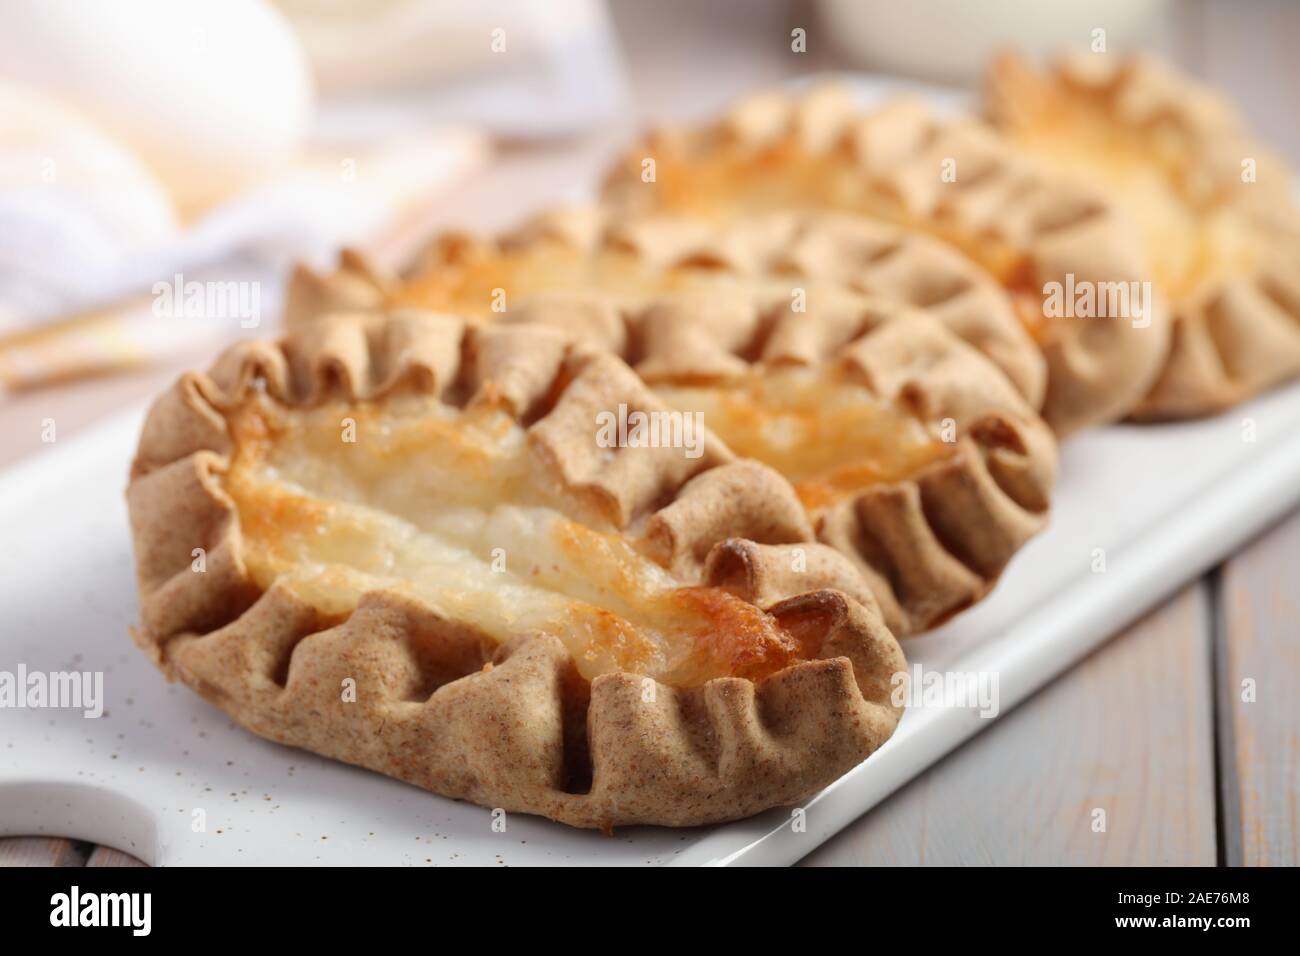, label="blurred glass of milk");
[816,0,1174,85]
